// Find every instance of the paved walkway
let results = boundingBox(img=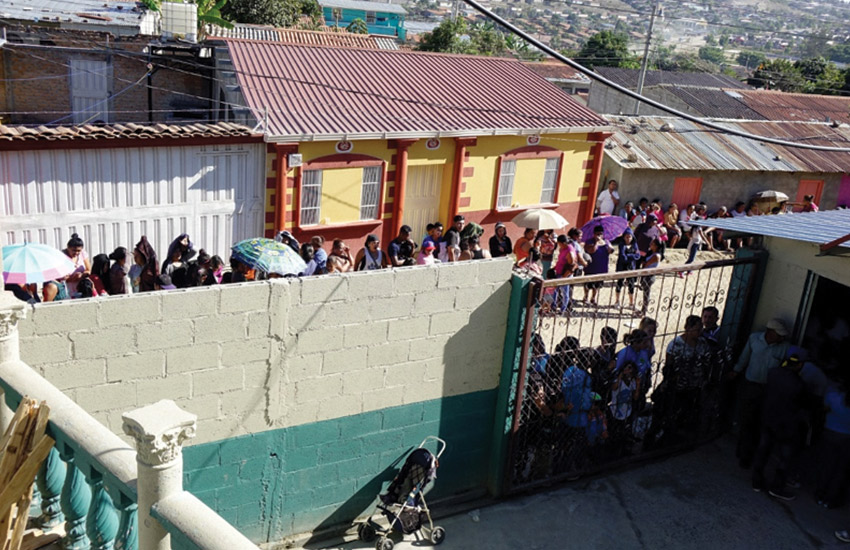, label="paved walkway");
[314,436,849,550]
